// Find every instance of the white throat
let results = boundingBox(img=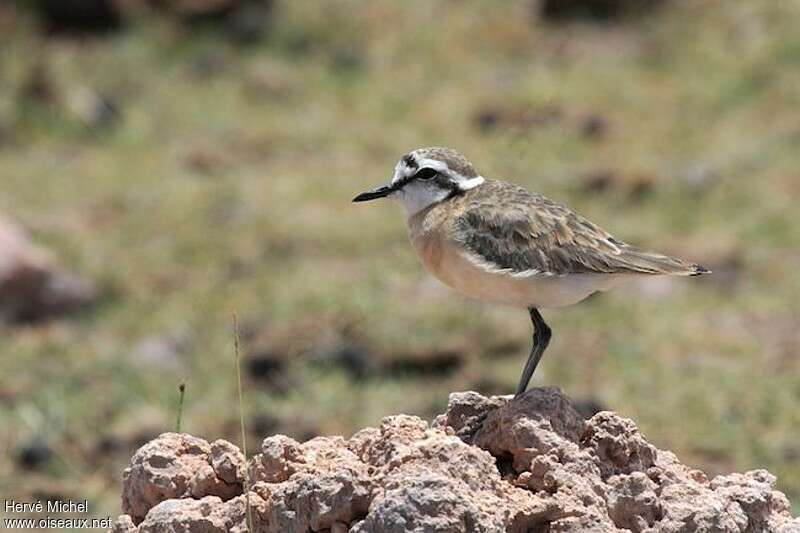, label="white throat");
[392,186,449,217]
